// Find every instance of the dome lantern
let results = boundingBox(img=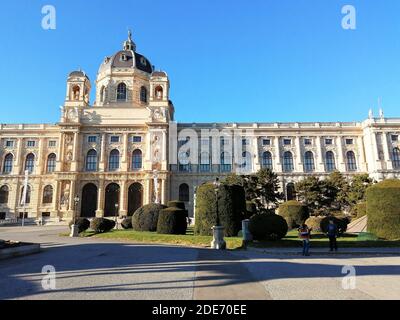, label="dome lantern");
[123,29,136,51]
